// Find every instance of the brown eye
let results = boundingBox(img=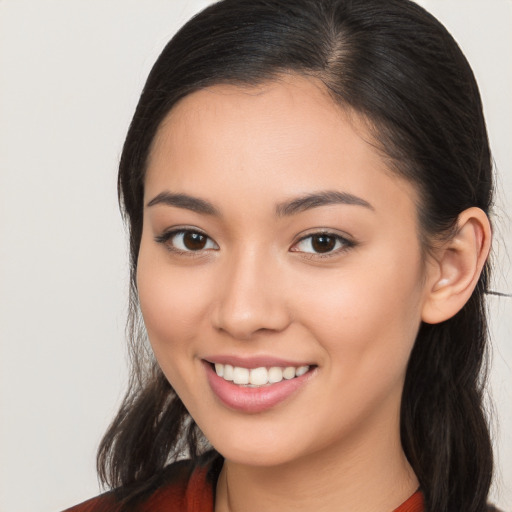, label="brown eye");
[155,229,219,253]
[183,232,207,250]
[311,235,336,253]
[291,232,353,257]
